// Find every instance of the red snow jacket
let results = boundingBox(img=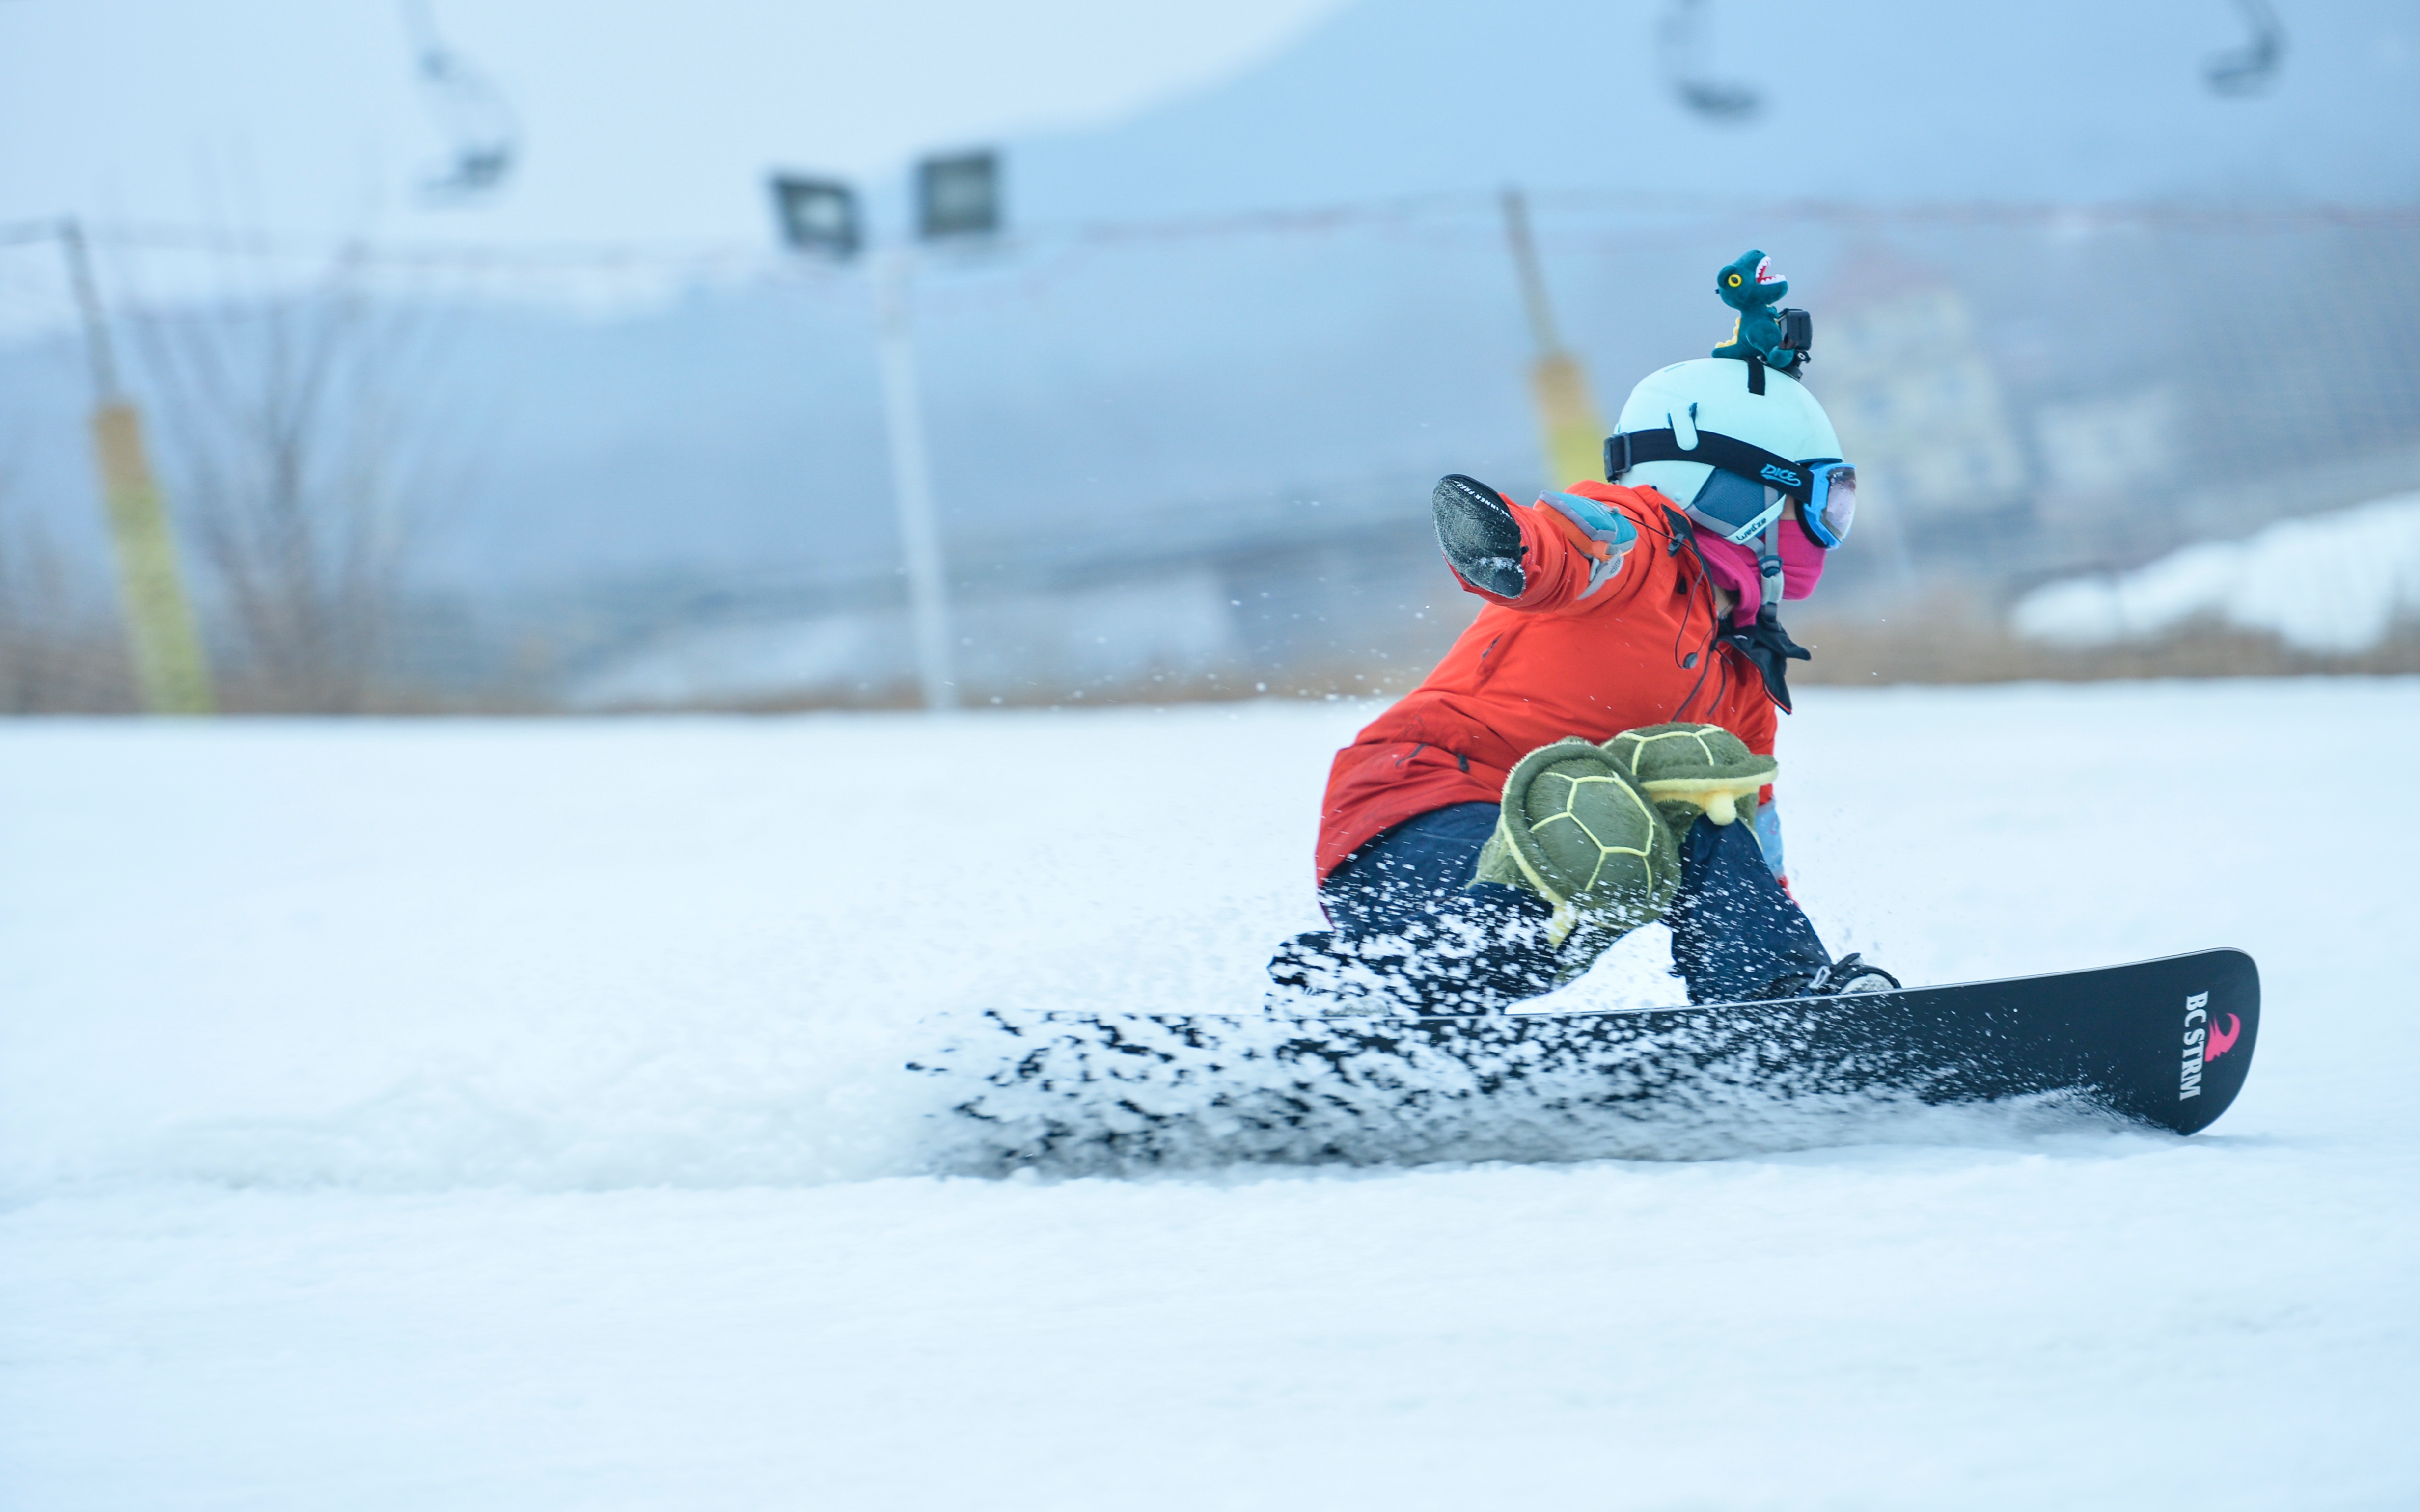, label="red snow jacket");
[1315,481,1781,885]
